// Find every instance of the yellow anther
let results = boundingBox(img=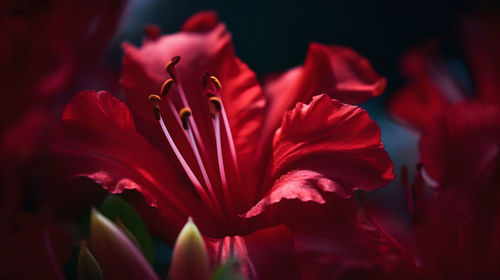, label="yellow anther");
[161,79,174,96]
[165,56,181,80]
[179,107,192,130]
[148,94,161,120]
[209,75,222,90]
[148,94,161,102]
[208,96,221,117]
